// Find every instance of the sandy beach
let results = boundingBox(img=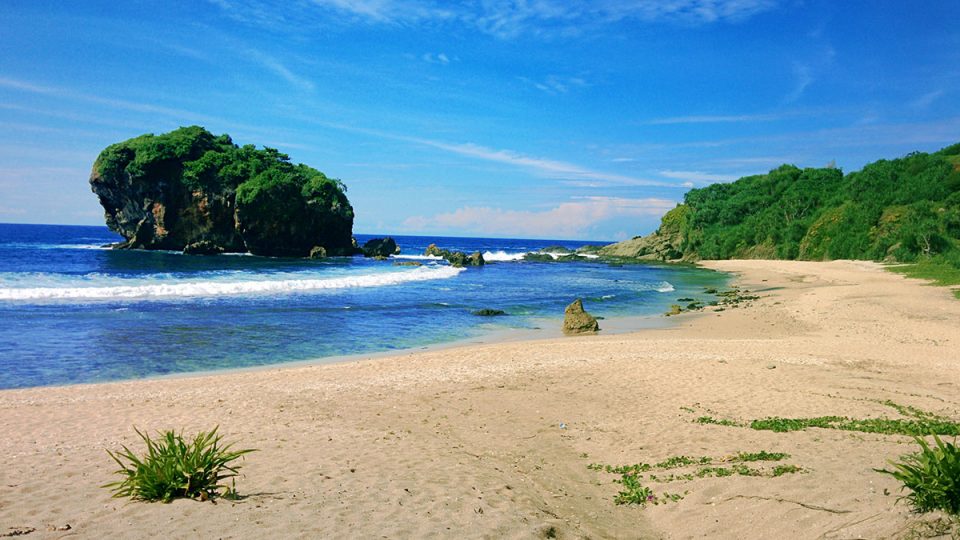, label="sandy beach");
[1,259,958,539]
